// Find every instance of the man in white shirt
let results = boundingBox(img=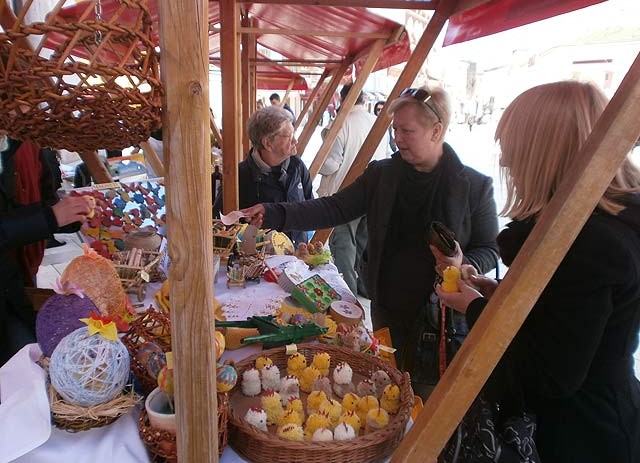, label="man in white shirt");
[318,84,390,296]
